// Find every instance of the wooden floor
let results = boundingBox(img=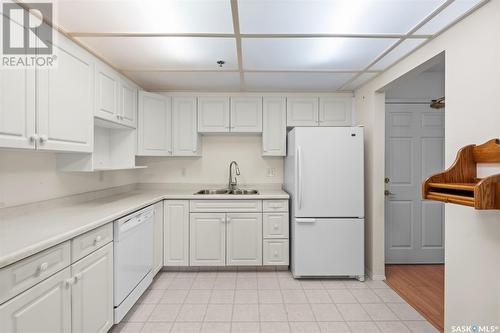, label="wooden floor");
[385,264,444,332]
